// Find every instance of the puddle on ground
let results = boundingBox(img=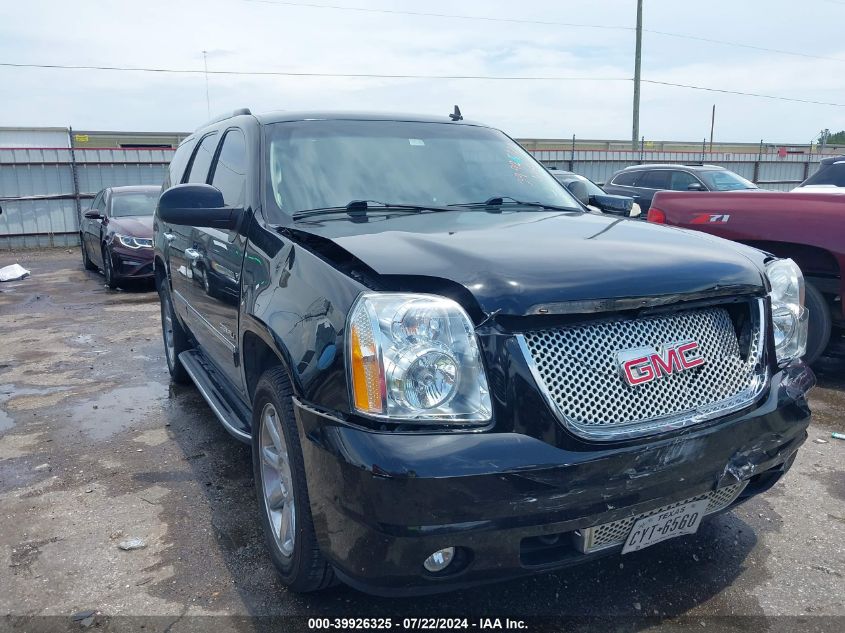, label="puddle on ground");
[0,384,70,432]
[0,409,14,432]
[67,381,170,440]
